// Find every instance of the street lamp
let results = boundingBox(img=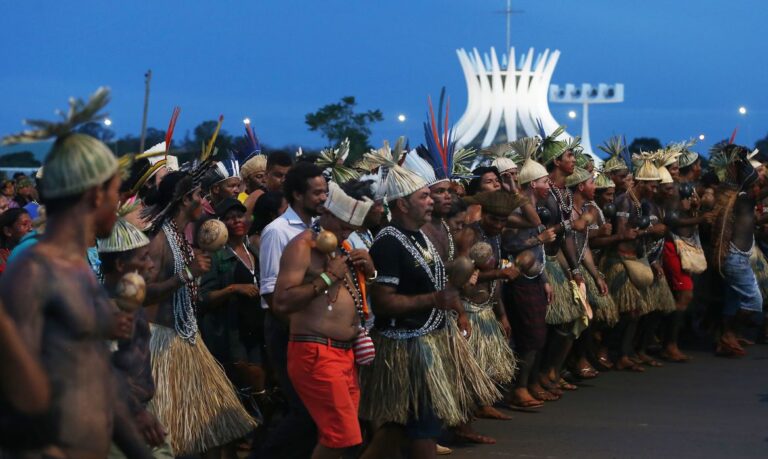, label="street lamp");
[243,117,251,125]
[738,106,747,115]
[698,134,705,141]
[397,114,406,123]
[567,110,577,119]
[103,119,117,154]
